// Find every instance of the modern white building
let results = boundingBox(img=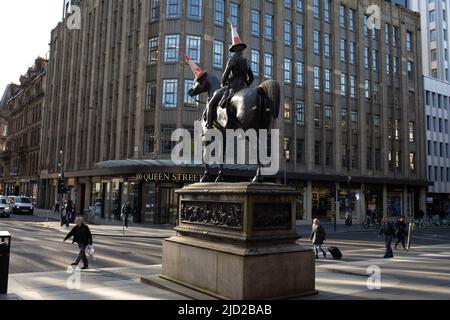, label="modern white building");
[410,0,450,214]
[410,0,450,82]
